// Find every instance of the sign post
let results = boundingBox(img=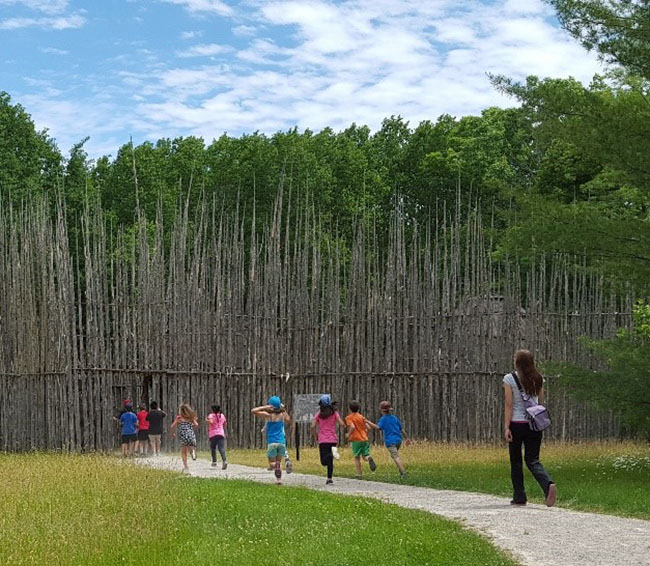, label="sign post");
[292,393,327,461]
